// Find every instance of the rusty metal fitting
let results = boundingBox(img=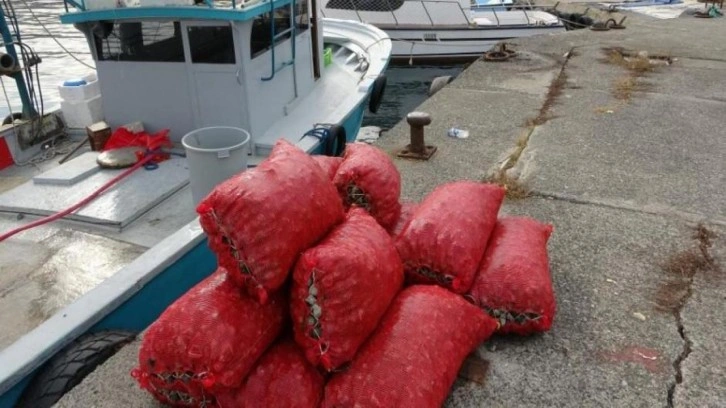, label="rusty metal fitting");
[483,43,516,62]
[397,112,437,160]
[608,16,627,29]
